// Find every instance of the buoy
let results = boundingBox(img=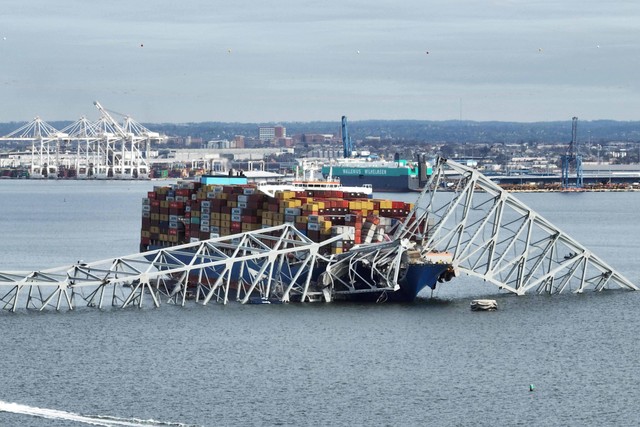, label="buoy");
[529,384,535,392]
